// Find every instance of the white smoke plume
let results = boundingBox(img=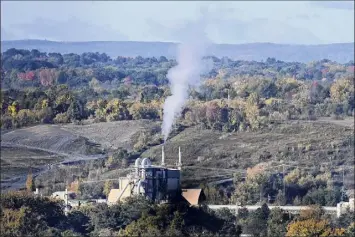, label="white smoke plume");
[162,12,211,142]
